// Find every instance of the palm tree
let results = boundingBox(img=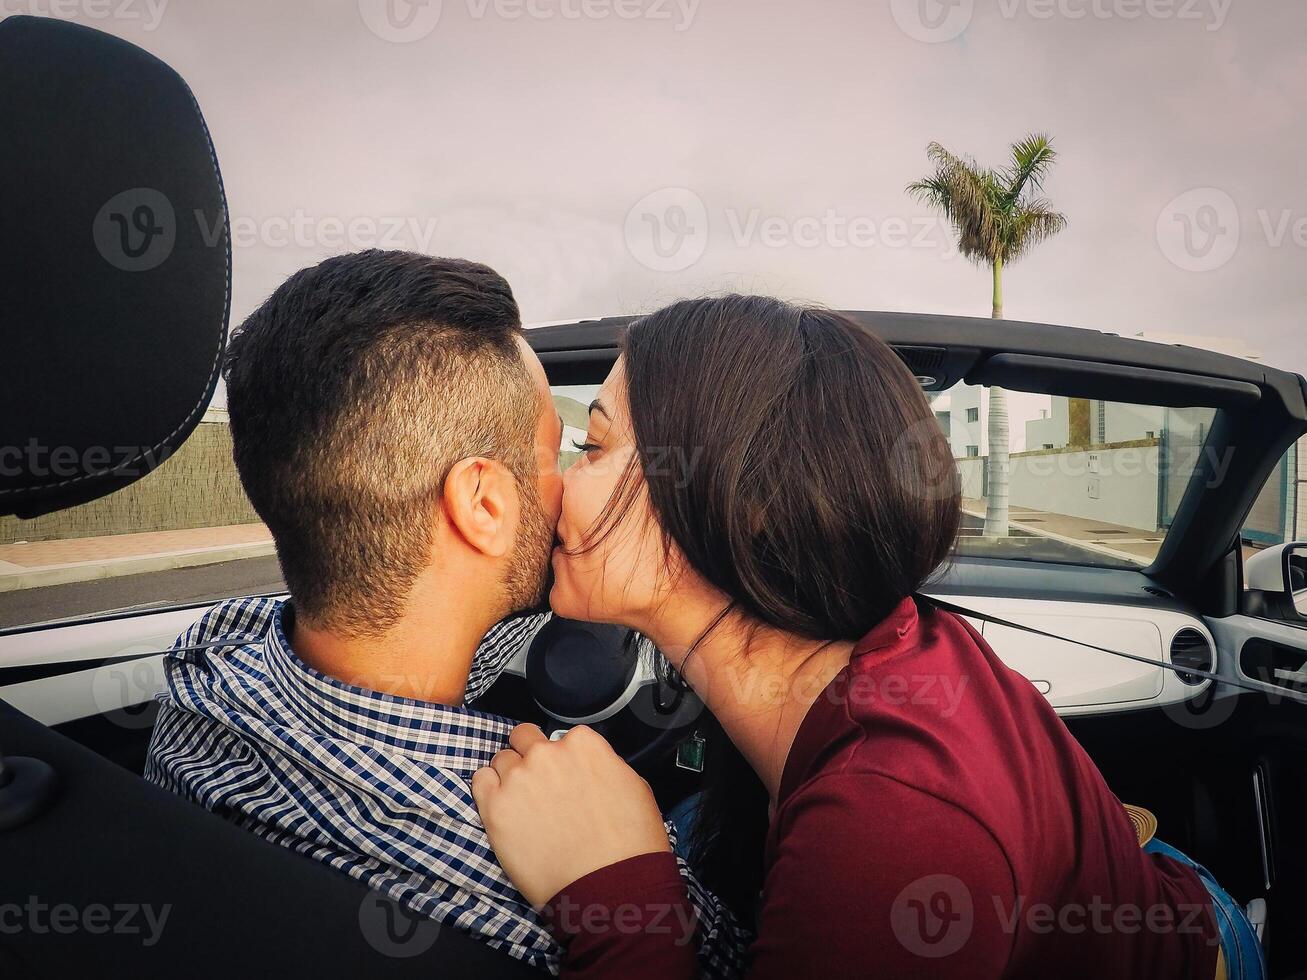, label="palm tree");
[908,134,1068,538]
